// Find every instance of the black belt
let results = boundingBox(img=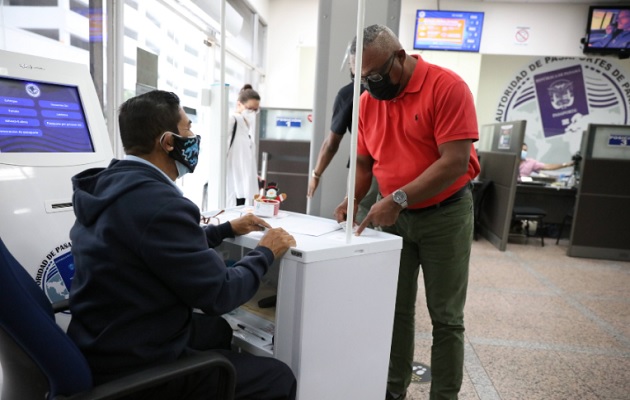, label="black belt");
[405,182,471,213]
